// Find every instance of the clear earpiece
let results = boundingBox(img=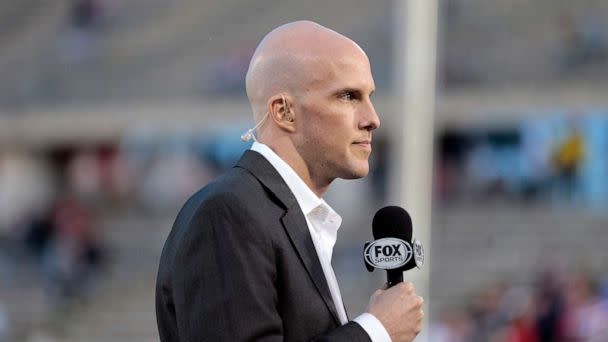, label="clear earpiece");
[241,130,254,142]
[240,95,286,142]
